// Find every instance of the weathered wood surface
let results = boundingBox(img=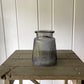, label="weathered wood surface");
[0,50,84,80]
